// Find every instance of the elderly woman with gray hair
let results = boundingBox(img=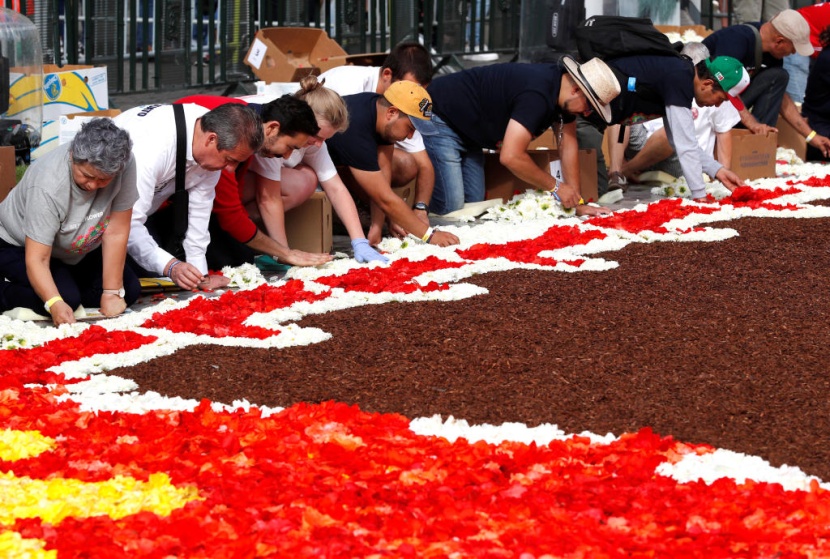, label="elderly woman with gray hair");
[0,118,139,325]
